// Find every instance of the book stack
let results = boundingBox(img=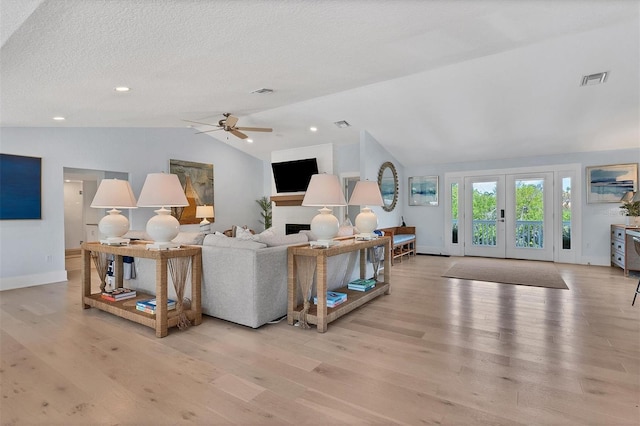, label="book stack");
[313,291,347,308]
[135,298,177,315]
[348,278,376,292]
[101,288,136,302]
